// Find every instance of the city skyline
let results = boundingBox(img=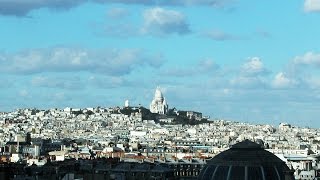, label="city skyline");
[0,0,320,128]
